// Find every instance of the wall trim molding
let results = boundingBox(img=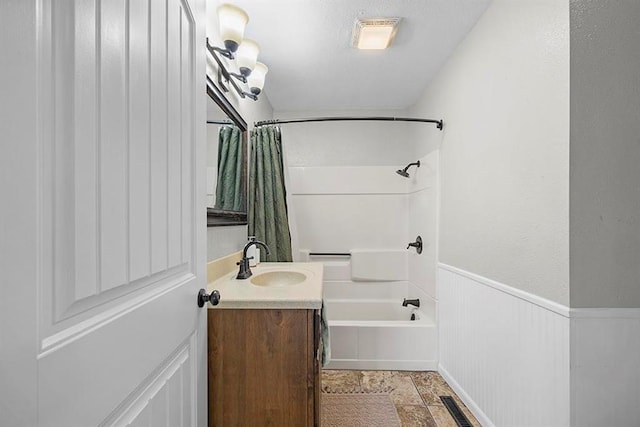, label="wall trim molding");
[439,263,640,319]
[438,364,496,427]
[570,307,640,319]
[438,263,571,317]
